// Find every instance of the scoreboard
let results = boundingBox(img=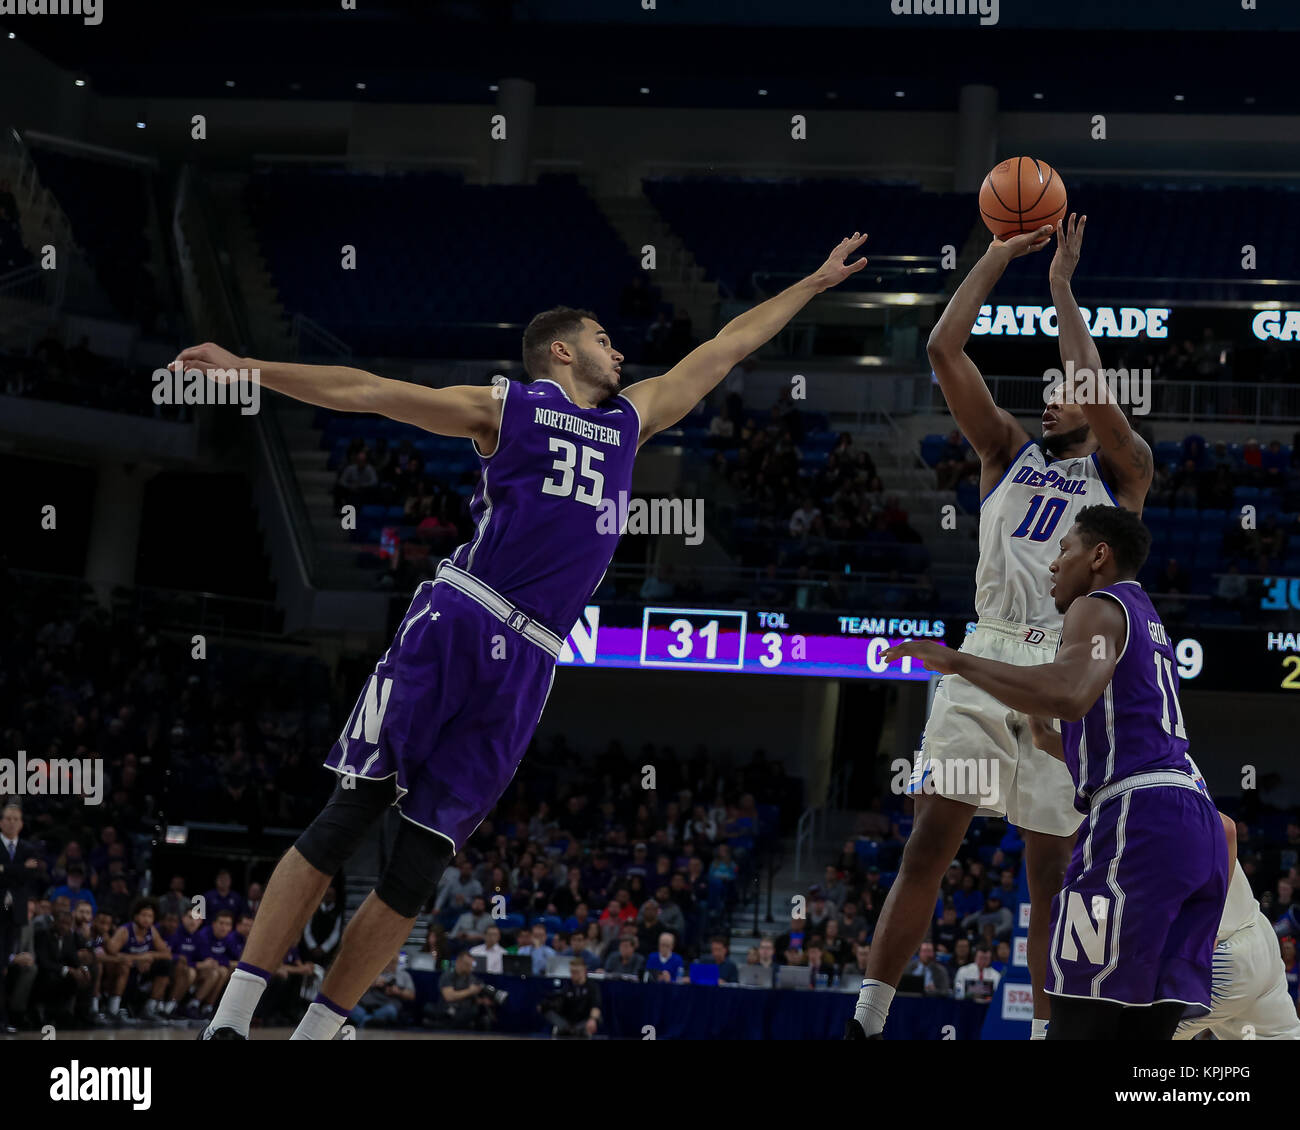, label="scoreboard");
[555,603,1300,693]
